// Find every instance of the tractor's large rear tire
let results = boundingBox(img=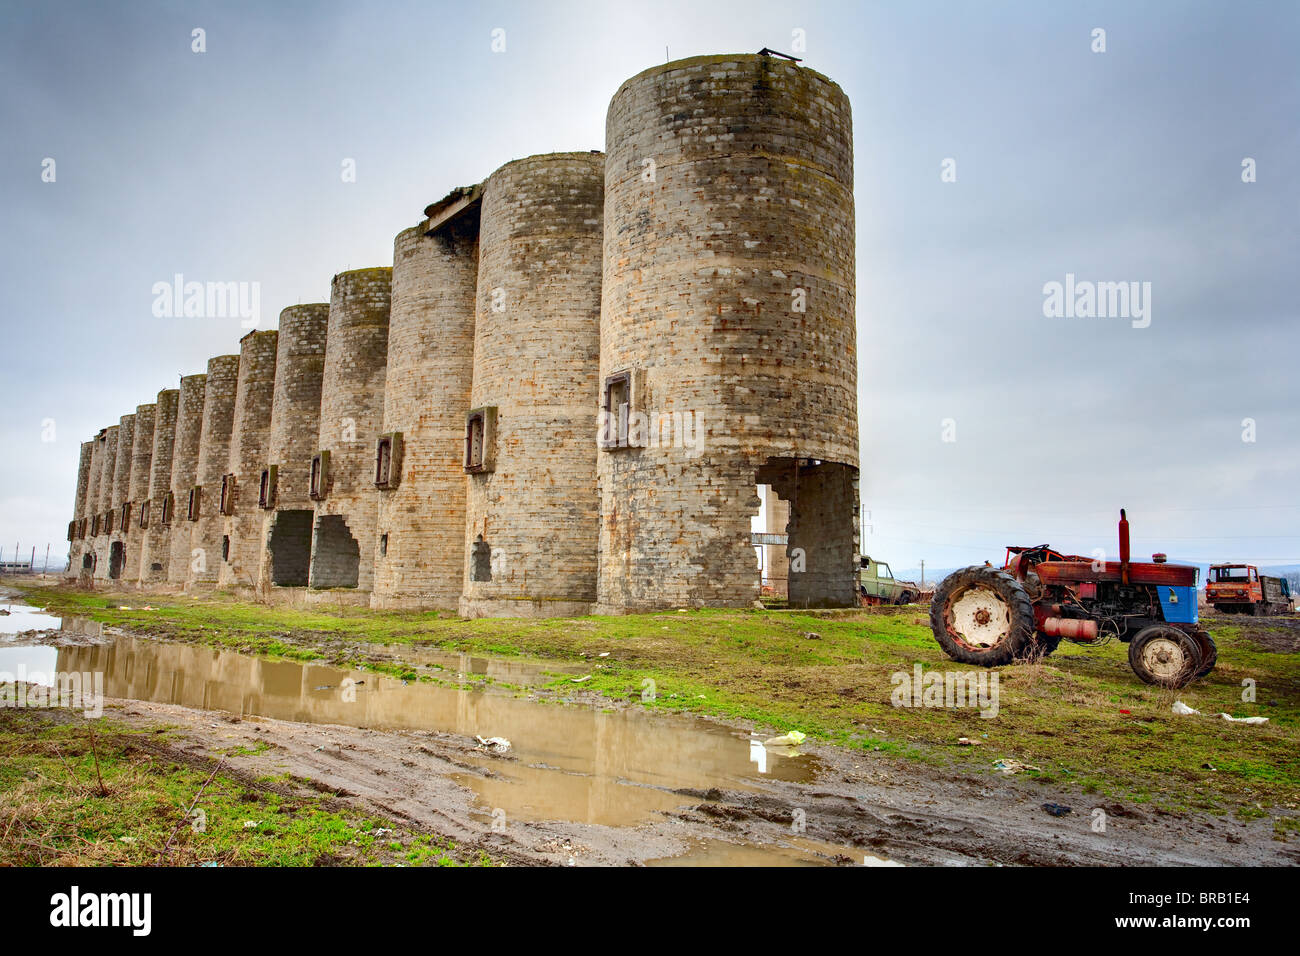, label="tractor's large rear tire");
[930,566,1037,667]
[1193,631,1217,679]
[1128,625,1203,688]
